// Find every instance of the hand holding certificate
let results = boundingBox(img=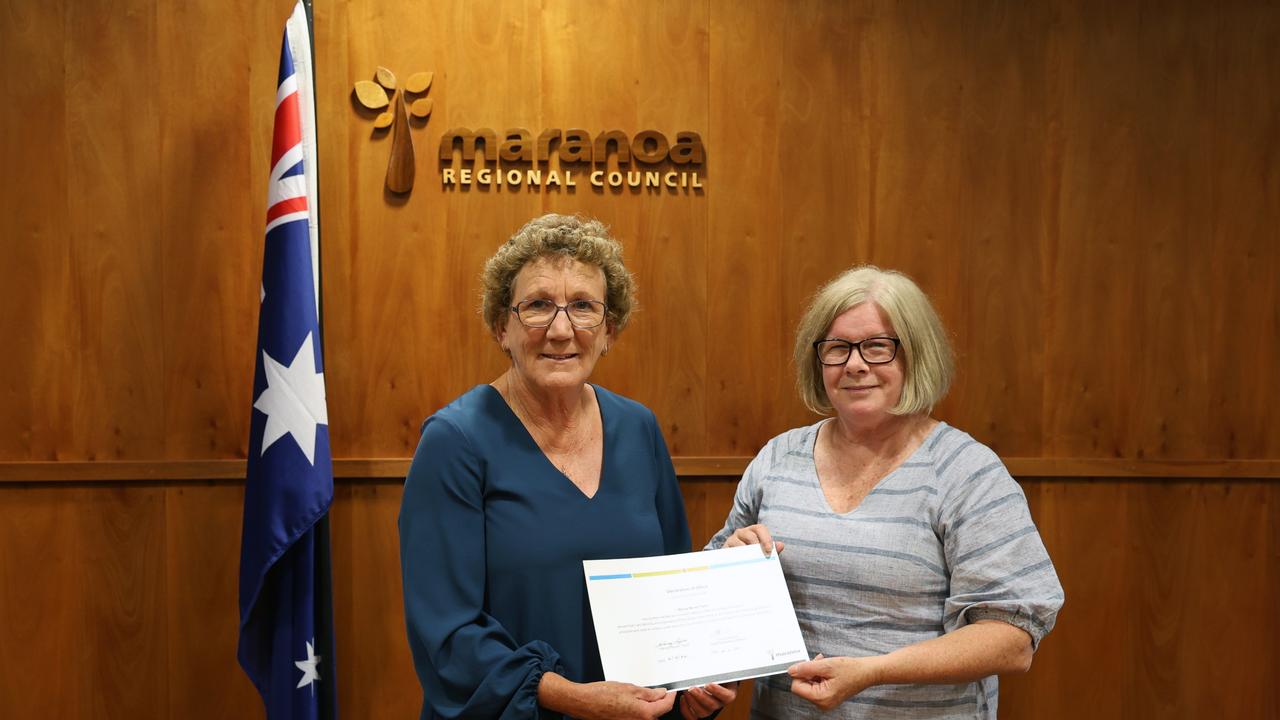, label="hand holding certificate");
[583,545,808,691]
